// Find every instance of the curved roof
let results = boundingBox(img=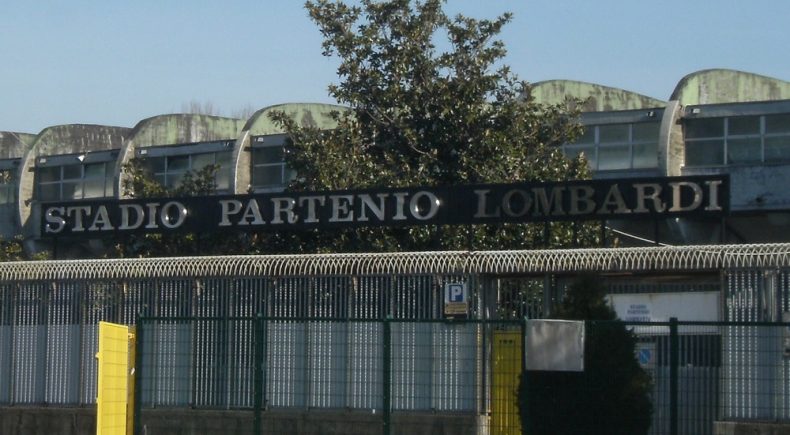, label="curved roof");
[671,69,790,105]
[531,80,666,111]
[128,113,245,147]
[0,132,36,159]
[29,124,130,156]
[243,103,345,136]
